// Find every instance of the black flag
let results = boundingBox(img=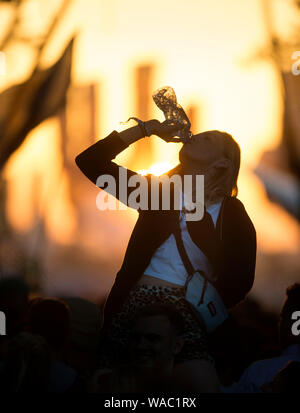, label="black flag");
[0,37,74,170]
